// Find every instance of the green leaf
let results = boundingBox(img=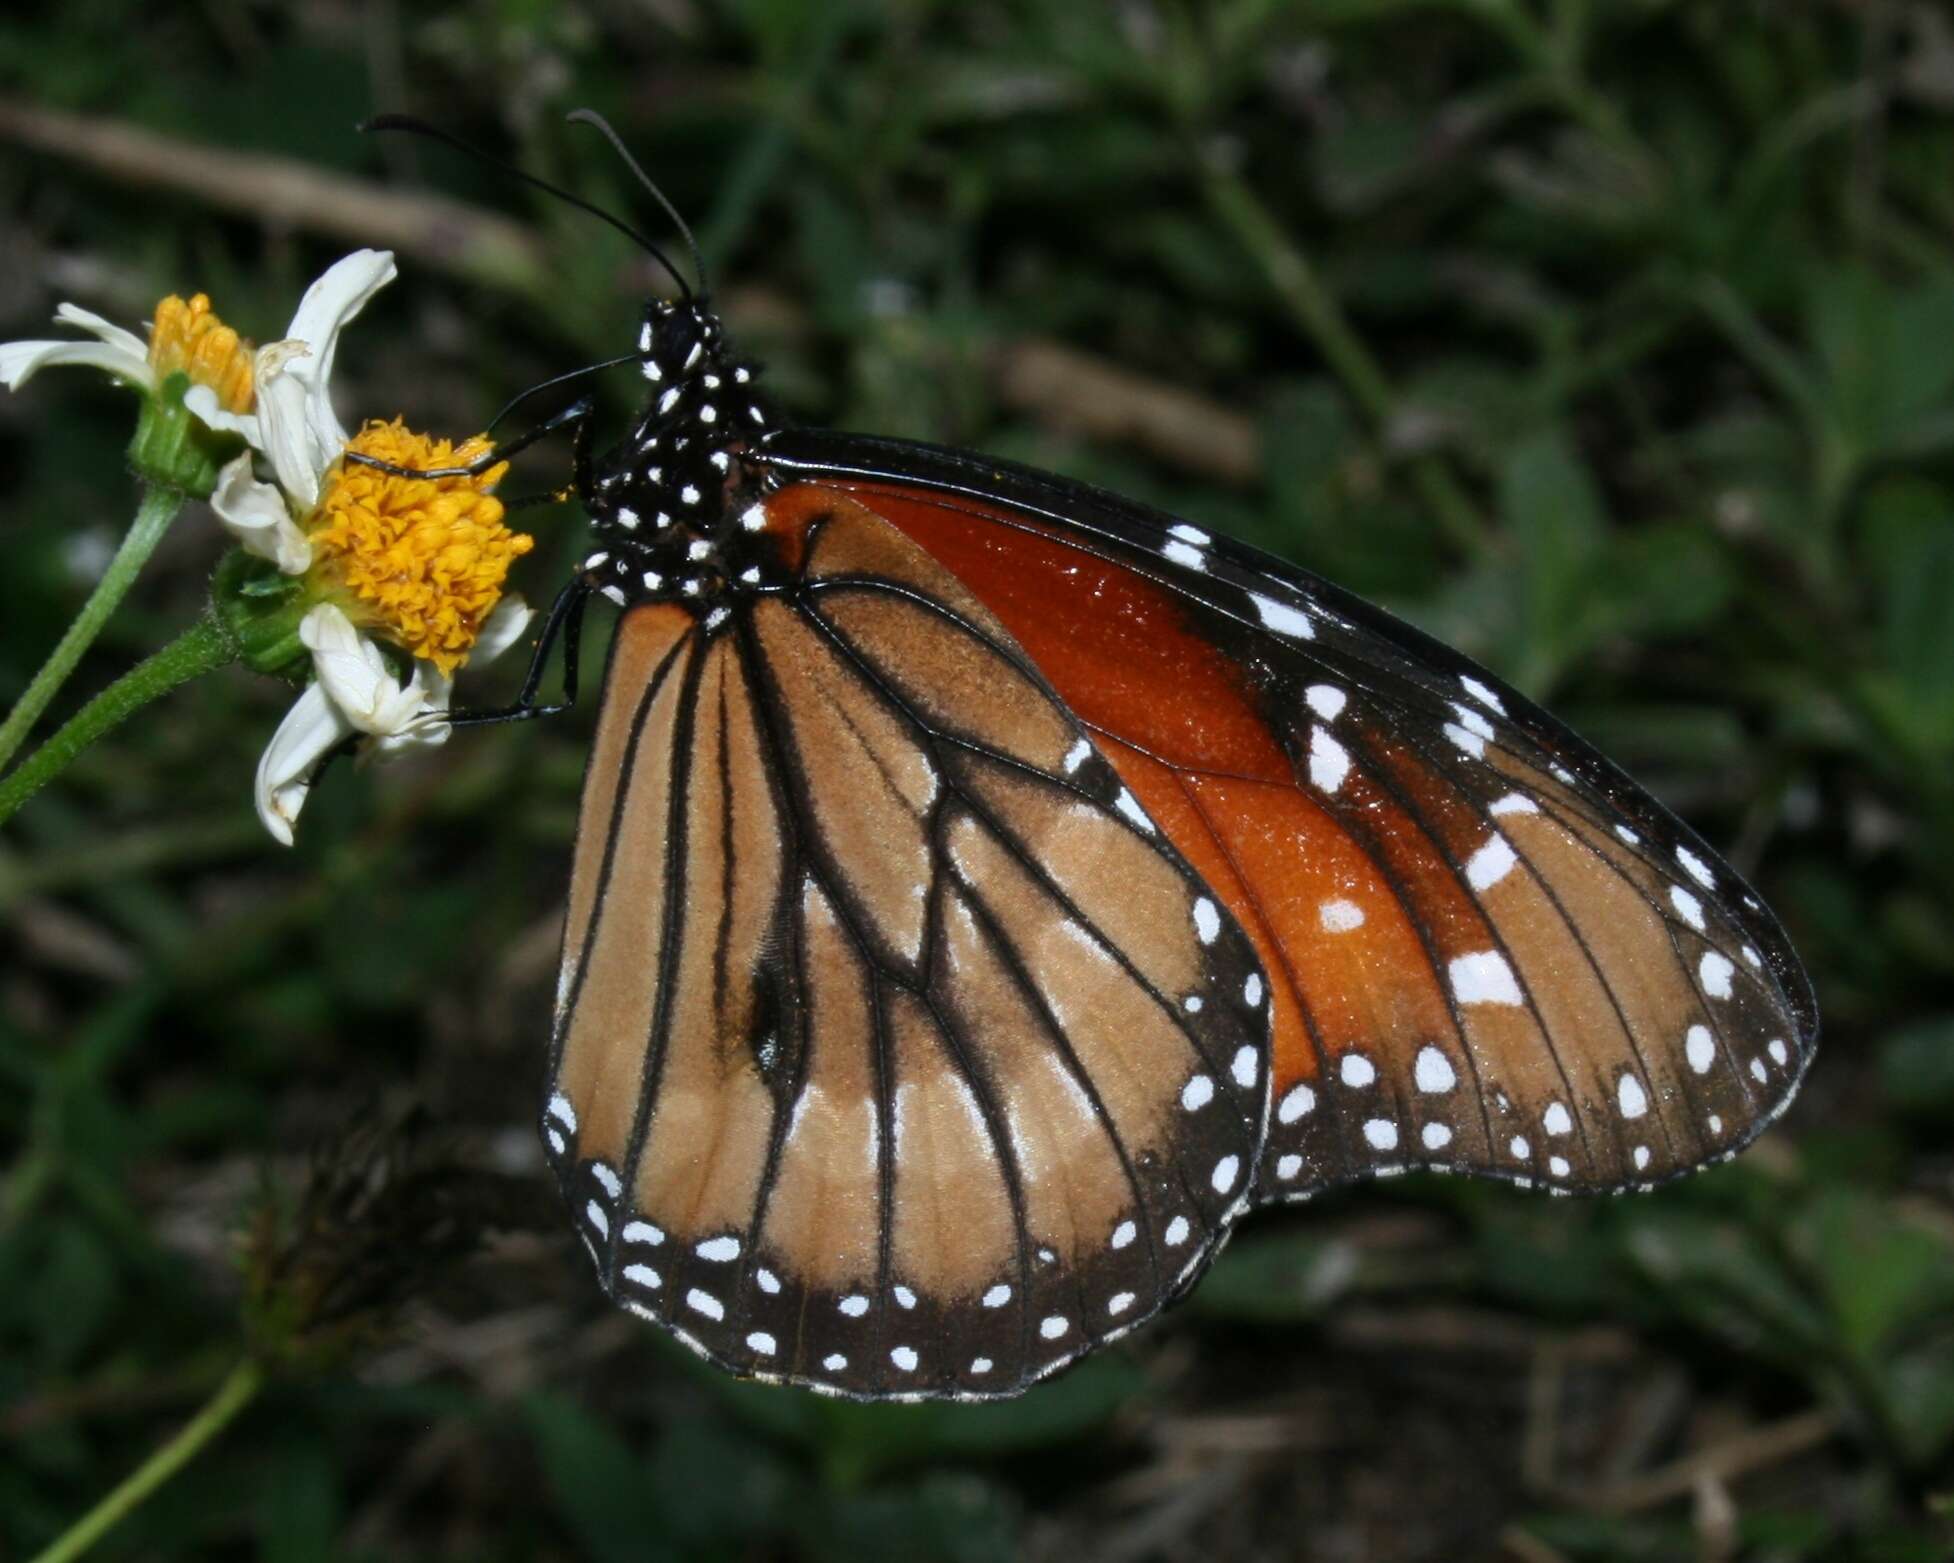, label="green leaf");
[1194,1229,1361,1322]
[1879,1016,1954,1115]
[1798,1191,1954,1360]
[524,1392,675,1563]
[1498,428,1610,683]
[1860,479,1954,754]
